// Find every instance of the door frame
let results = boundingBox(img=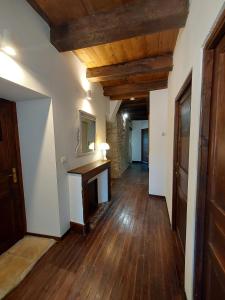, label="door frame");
[141,128,148,163]
[0,98,27,238]
[194,10,225,300]
[172,72,192,231]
